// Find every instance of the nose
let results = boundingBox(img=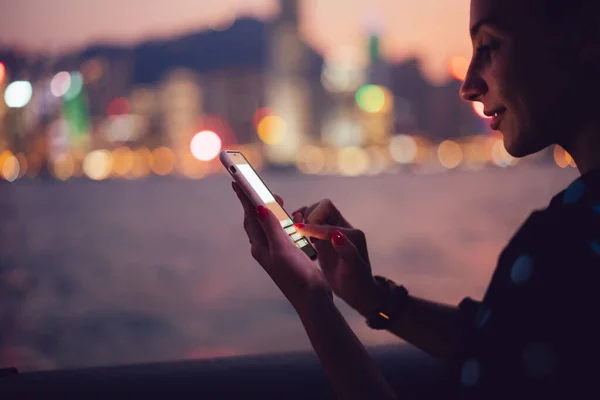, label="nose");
[460,61,487,102]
